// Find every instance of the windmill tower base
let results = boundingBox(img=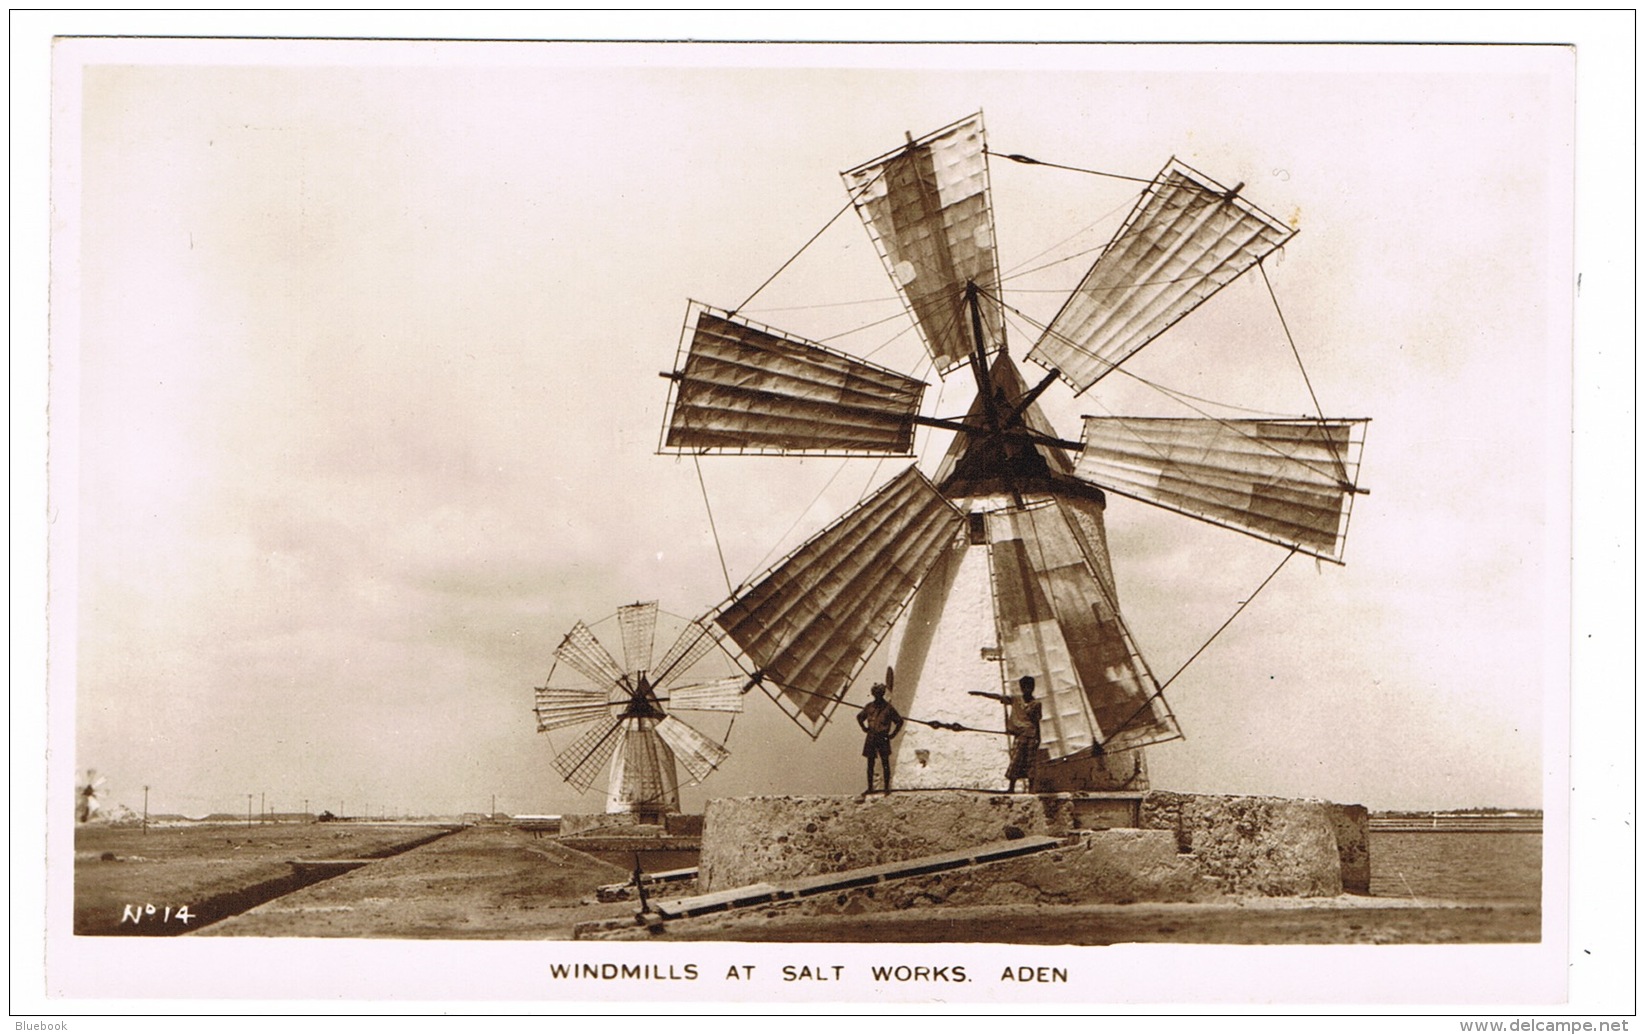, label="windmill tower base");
[886,519,1151,794]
